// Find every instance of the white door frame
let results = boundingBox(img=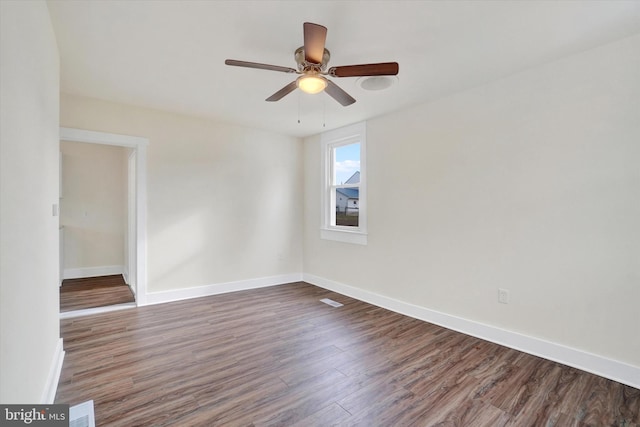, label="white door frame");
[60,127,149,305]
[126,149,137,296]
